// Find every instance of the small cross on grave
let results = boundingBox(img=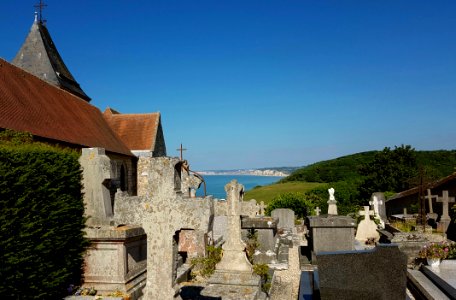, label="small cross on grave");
[437,190,455,221]
[315,207,321,216]
[359,206,374,221]
[424,189,438,214]
[258,201,266,216]
[176,143,187,160]
[369,195,383,217]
